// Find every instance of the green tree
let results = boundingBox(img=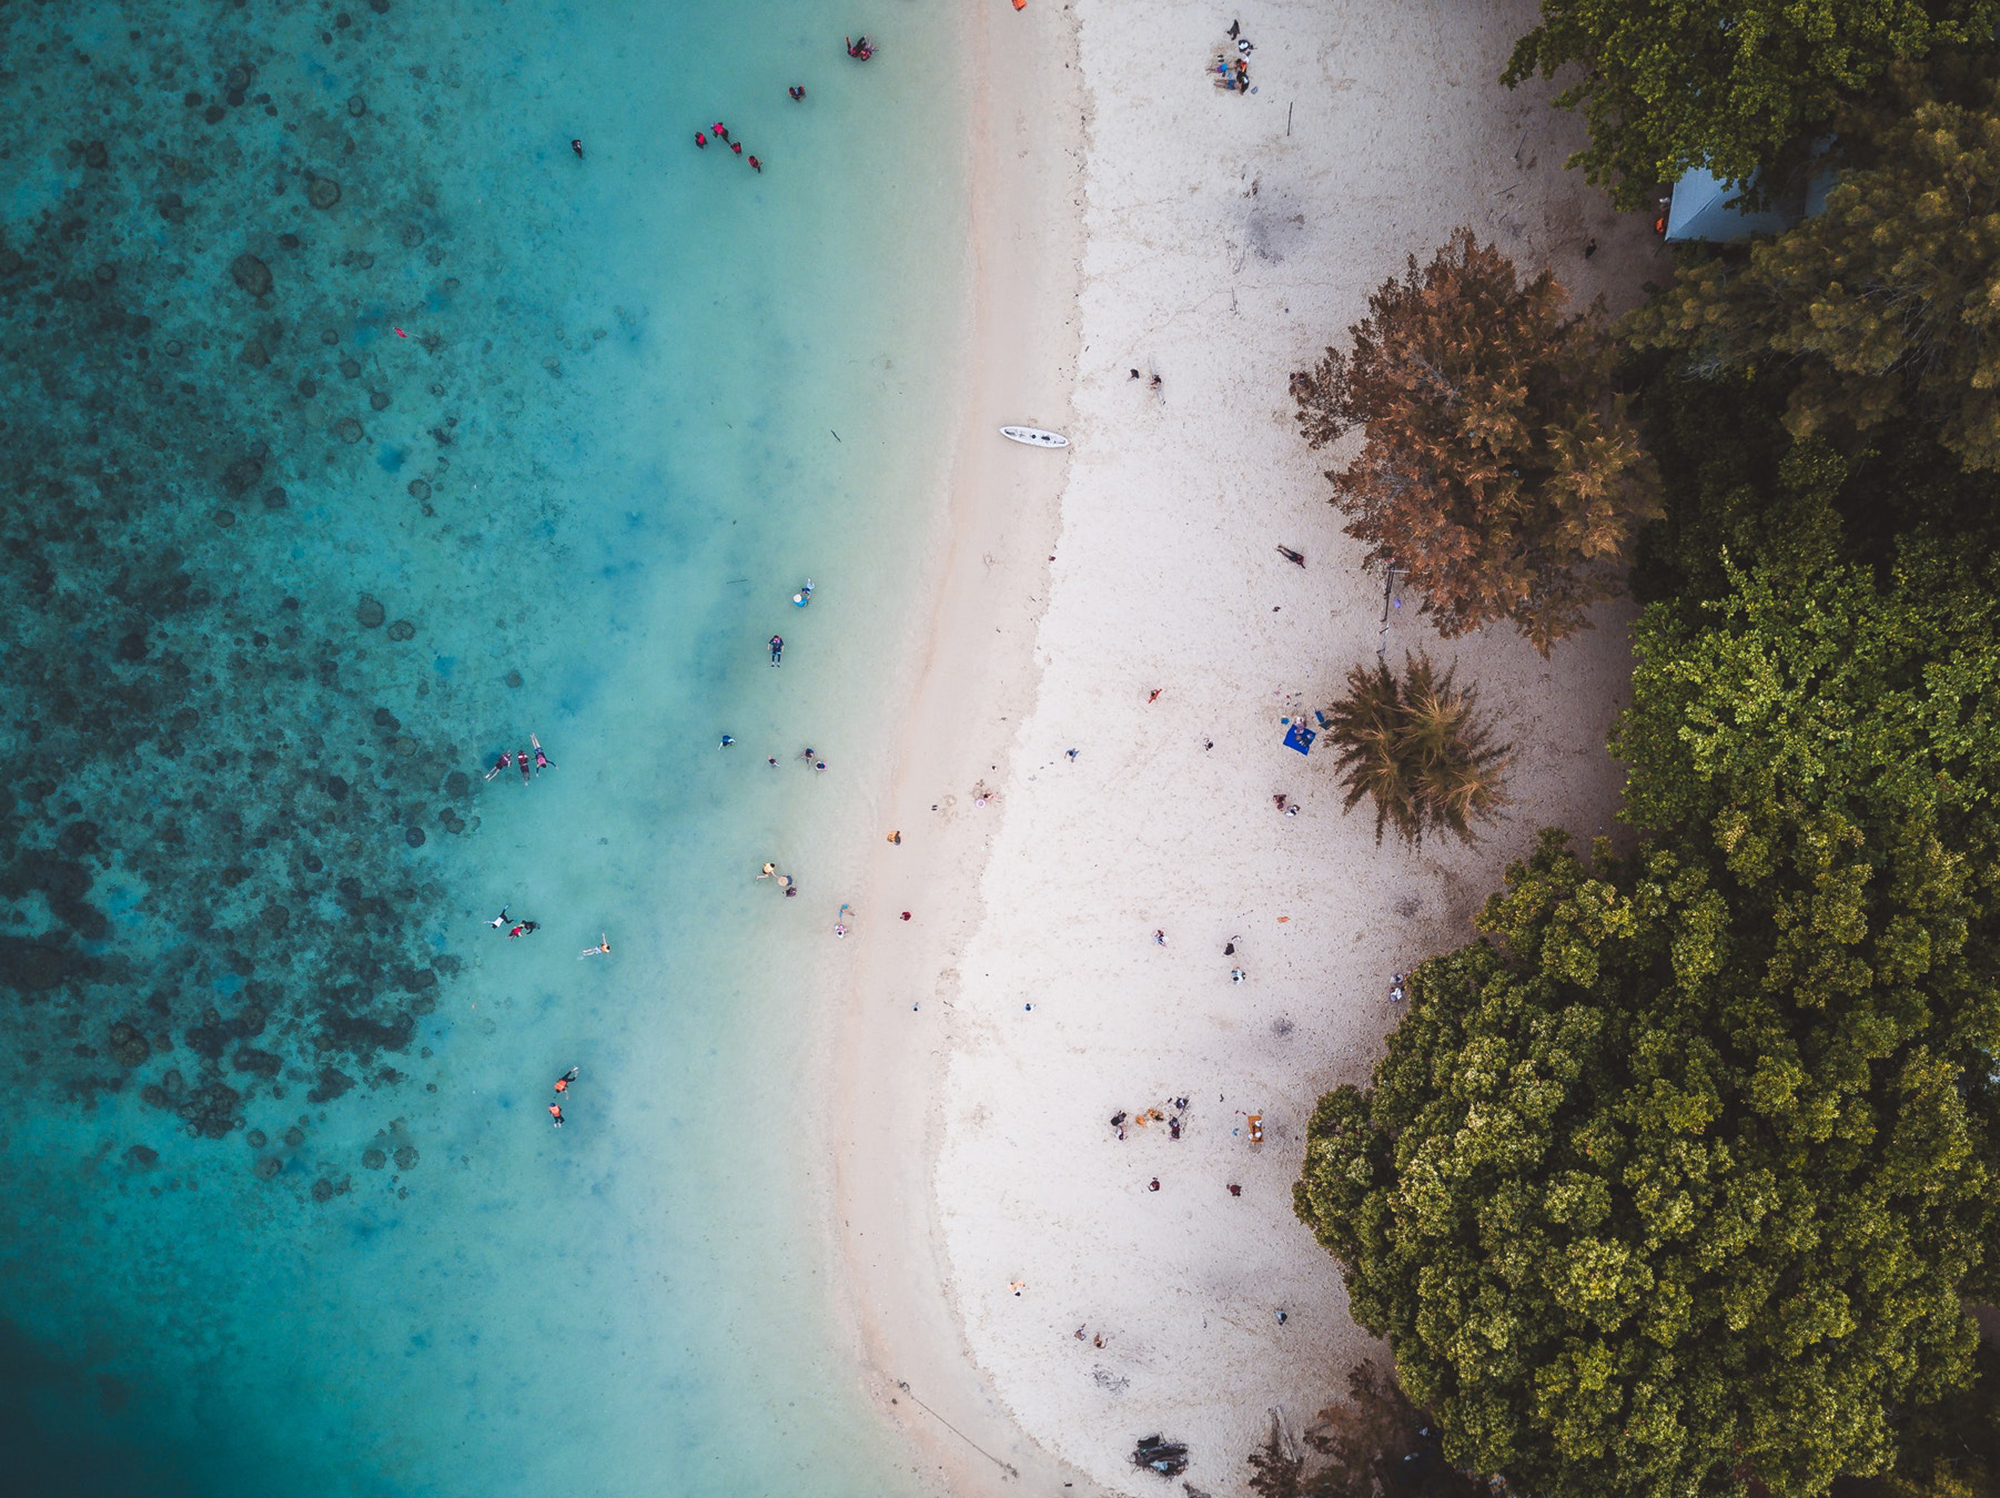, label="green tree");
[1503,0,2000,207]
[1295,827,1995,1498]
[1325,652,1510,849]
[1626,60,2000,471]
[1867,1344,2000,1498]
[1294,229,1659,654]
[1298,540,2000,1497]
